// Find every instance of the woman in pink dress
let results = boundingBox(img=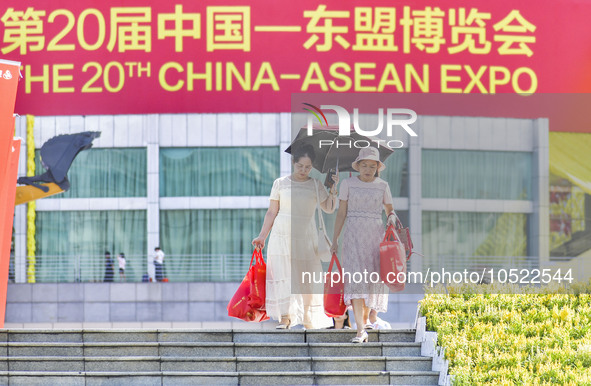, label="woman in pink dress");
[331,147,395,343]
